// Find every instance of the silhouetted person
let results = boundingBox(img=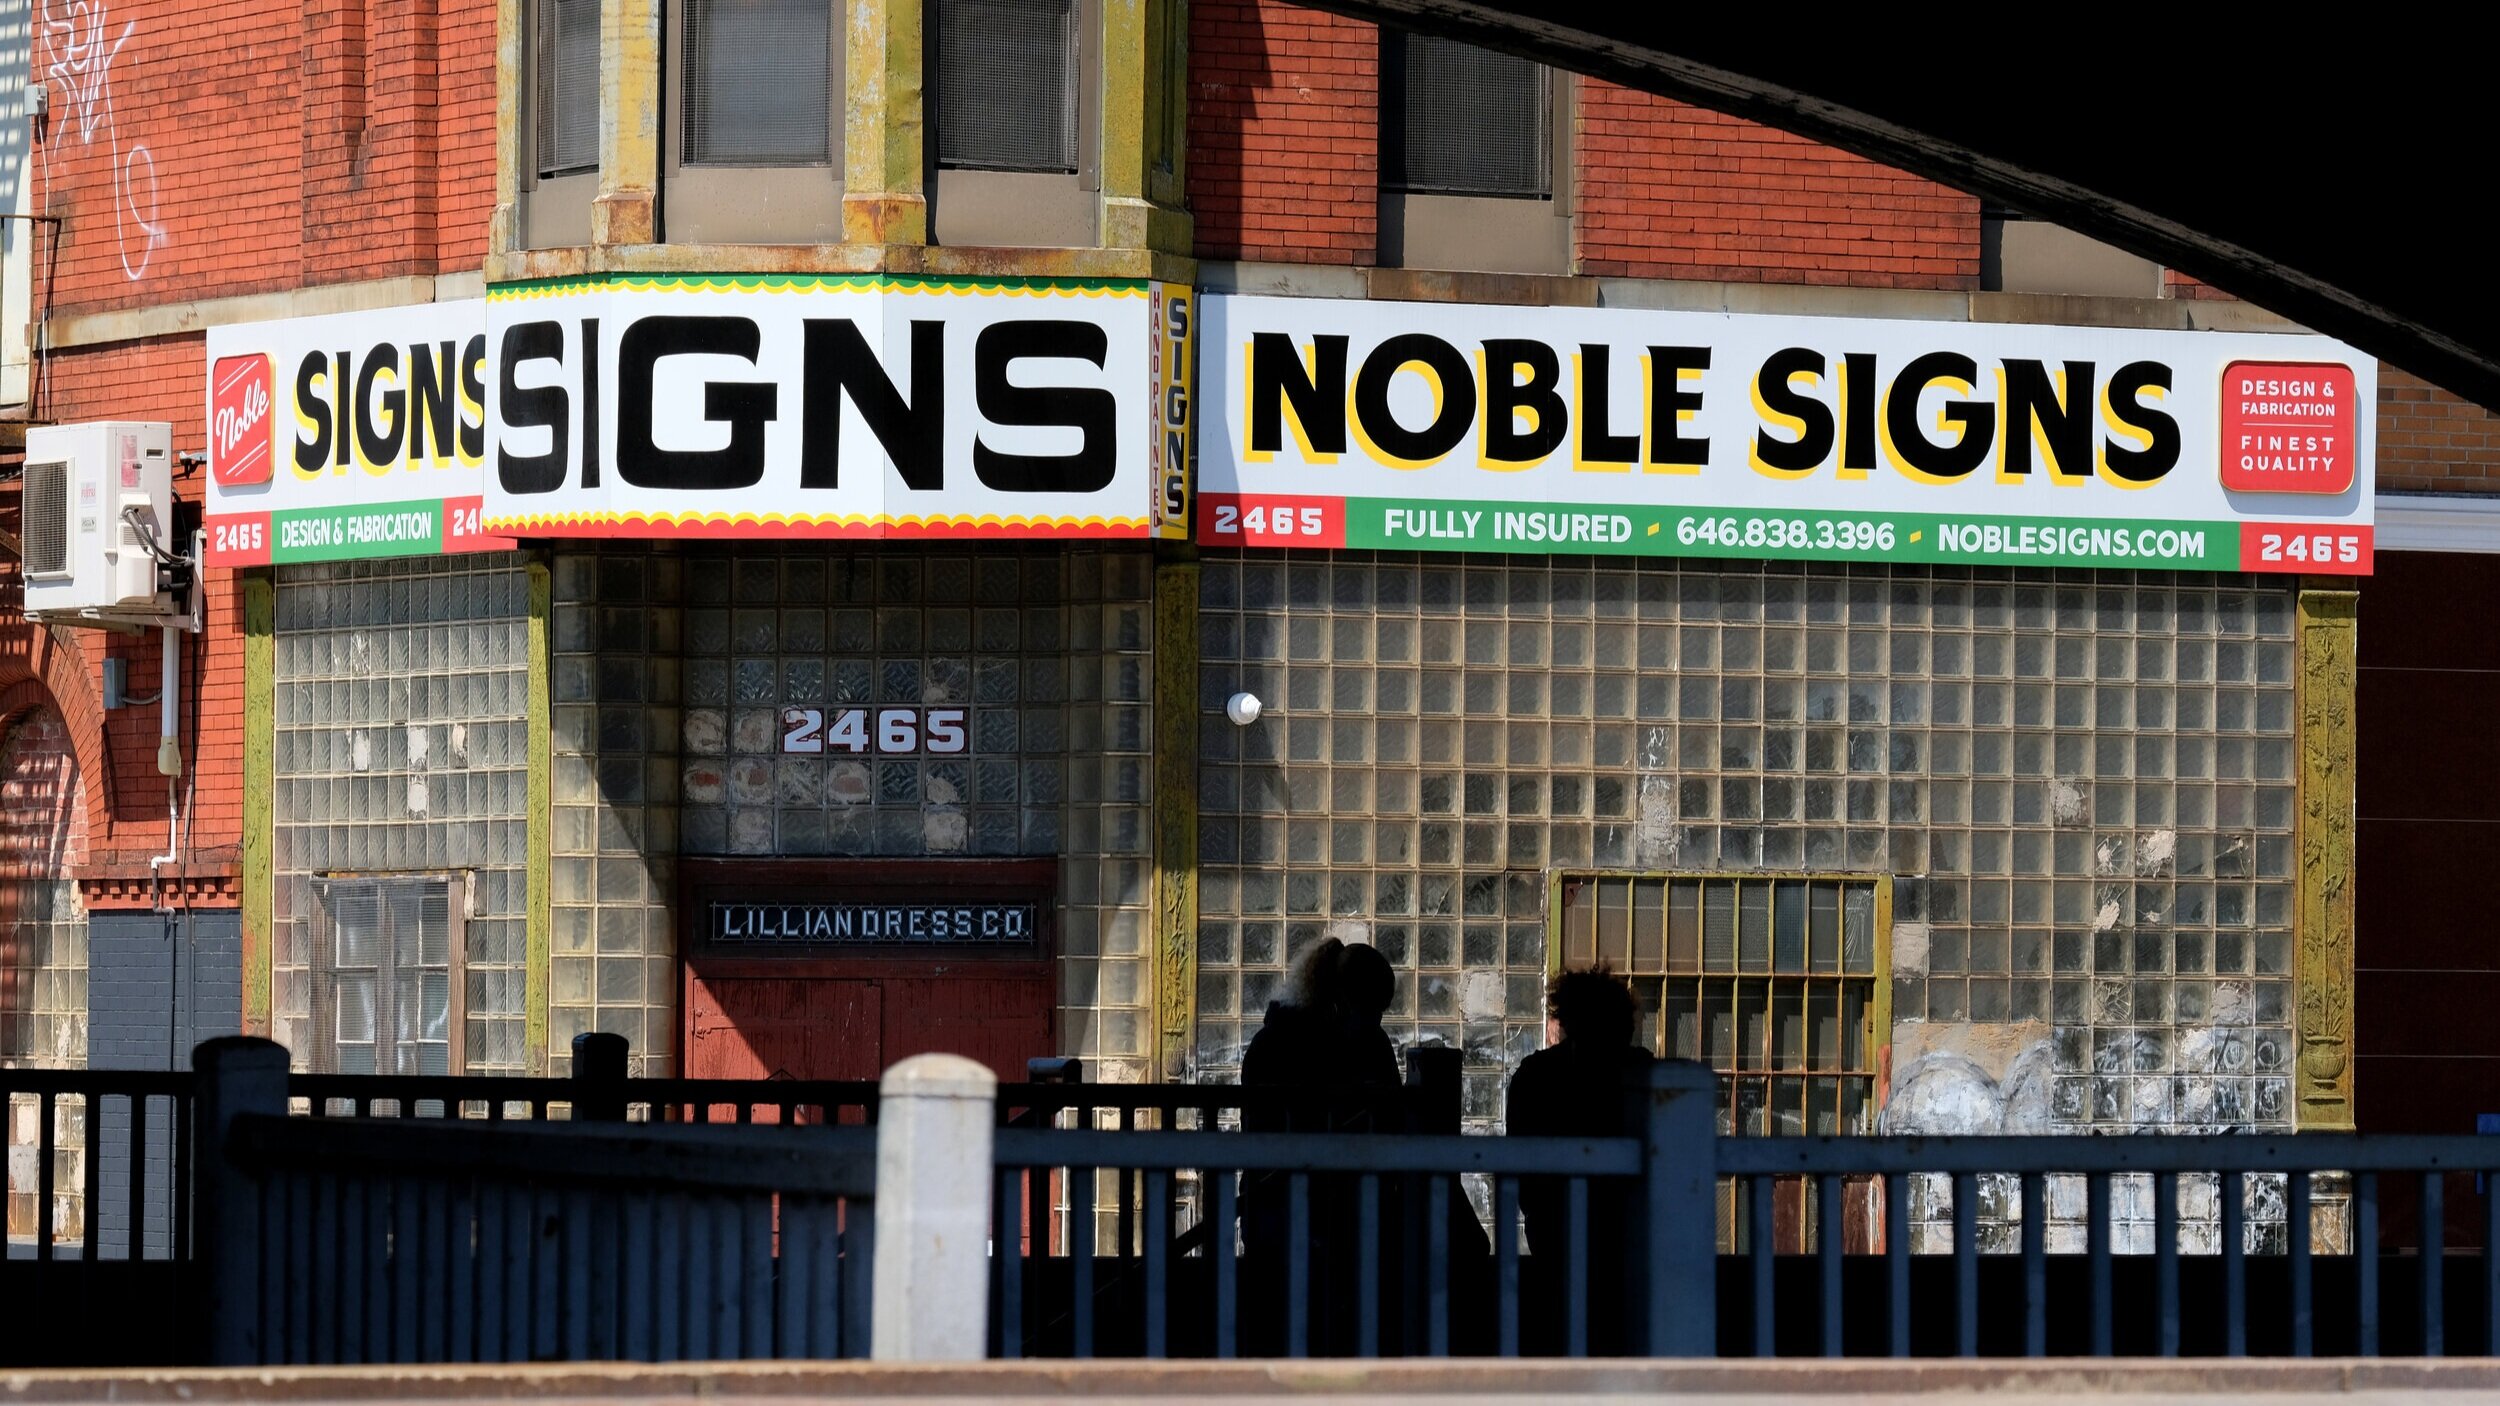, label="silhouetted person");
[1505,966,1655,1353]
[1238,938,1400,1353]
